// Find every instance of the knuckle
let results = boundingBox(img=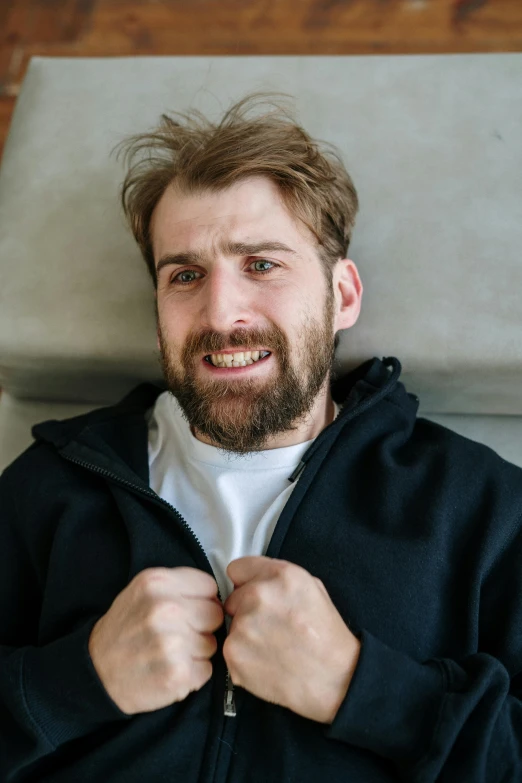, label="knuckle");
[145,602,168,632]
[149,630,173,662]
[314,576,328,595]
[206,633,218,655]
[208,598,222,618]
[245,584,263,610]
[141,567,166,583]
[222,636,238,667]
[169,657,191,688]
[164,633,185,663]
[136,569,164,595]
[178,568,218,595]
[170,602,185,627]
[279,561,297,587]
[222,635,233,661]
[145,600,183,634]
[213,607,225,629]
[202,572,219,593]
